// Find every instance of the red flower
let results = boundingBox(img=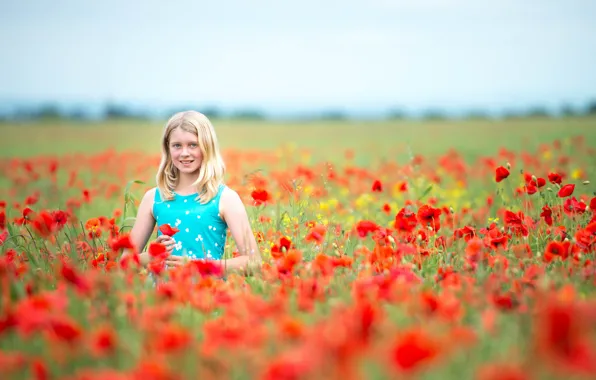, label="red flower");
[91,326,117,356]
[557,184,575,198]
[251,189,271,206]
[305,225,326,244]
[109,234,135,252]
[544,241,570,263]
[391,329,438,372]
[454,225,476,241]
[355,220,379,238]
[548,172,563,184]
[30,211,57,238]
[541,205,553,226]
[495,166,510,182]
[394,207,418,233]
[158,224,179,236]
[85,217,102,238]
[148,242,168,259]
[60,261,91,295]
[417,205,441,232]
[191,260,223,277]
[372,179,383,192]
[0,230,8,245]
[49,317,82,344]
